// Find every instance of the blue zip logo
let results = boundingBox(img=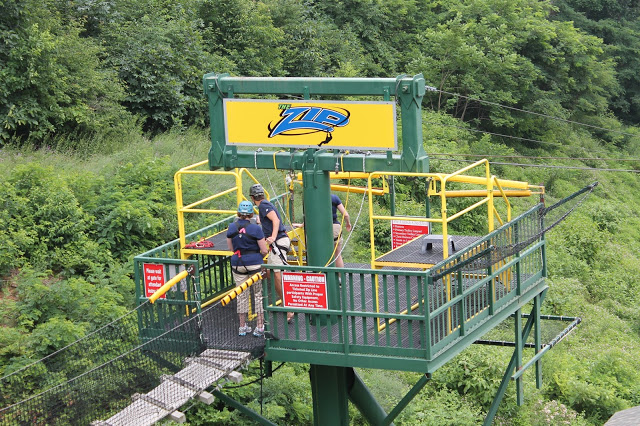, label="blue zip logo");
[268,106,350,146]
